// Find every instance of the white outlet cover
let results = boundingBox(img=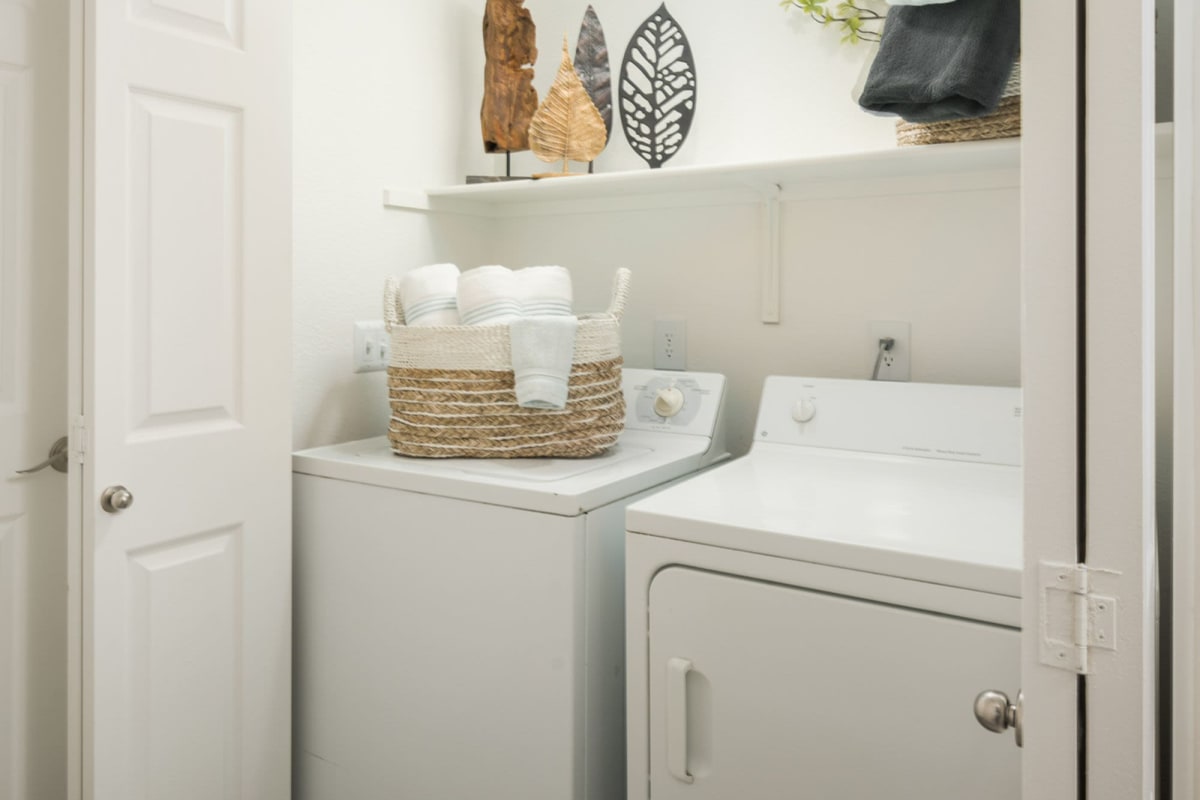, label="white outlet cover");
[354,320,389,373]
